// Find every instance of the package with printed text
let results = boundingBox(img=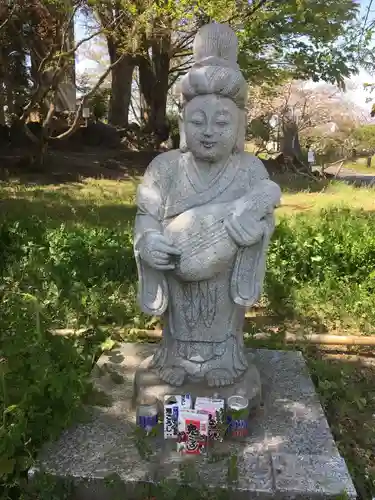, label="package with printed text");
[177,408,209,455]
[194,397,225,441]
[163,394,192,439]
